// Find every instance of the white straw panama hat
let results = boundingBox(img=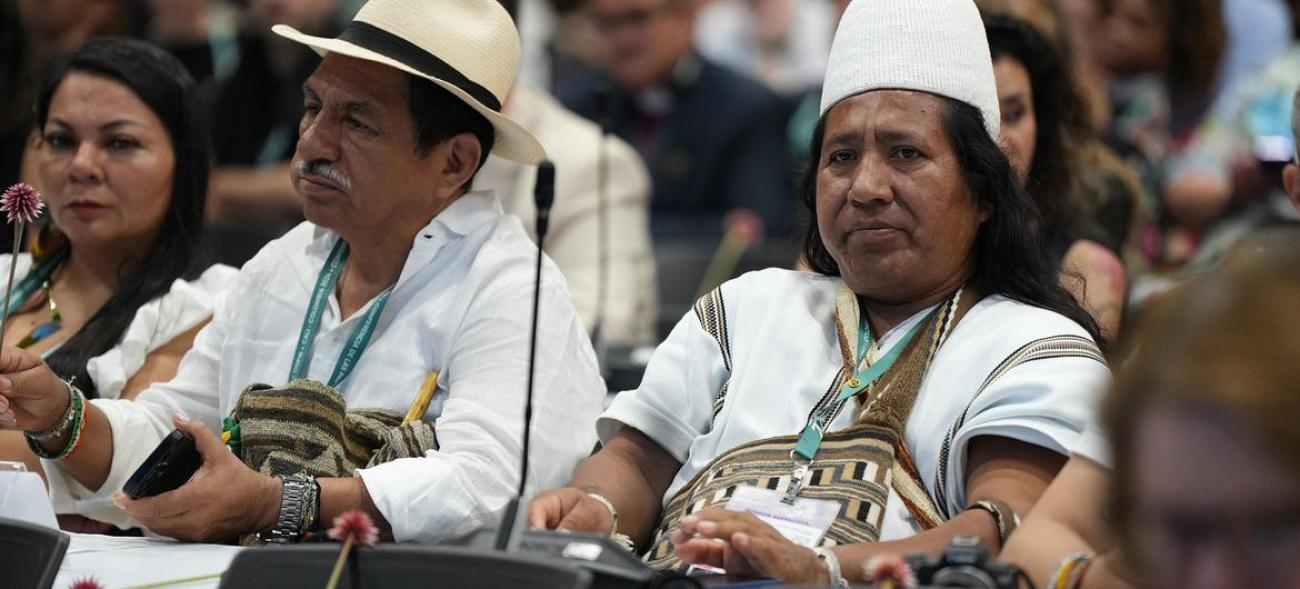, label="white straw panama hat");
[272,0,547,164]
[820,0,1000,141]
